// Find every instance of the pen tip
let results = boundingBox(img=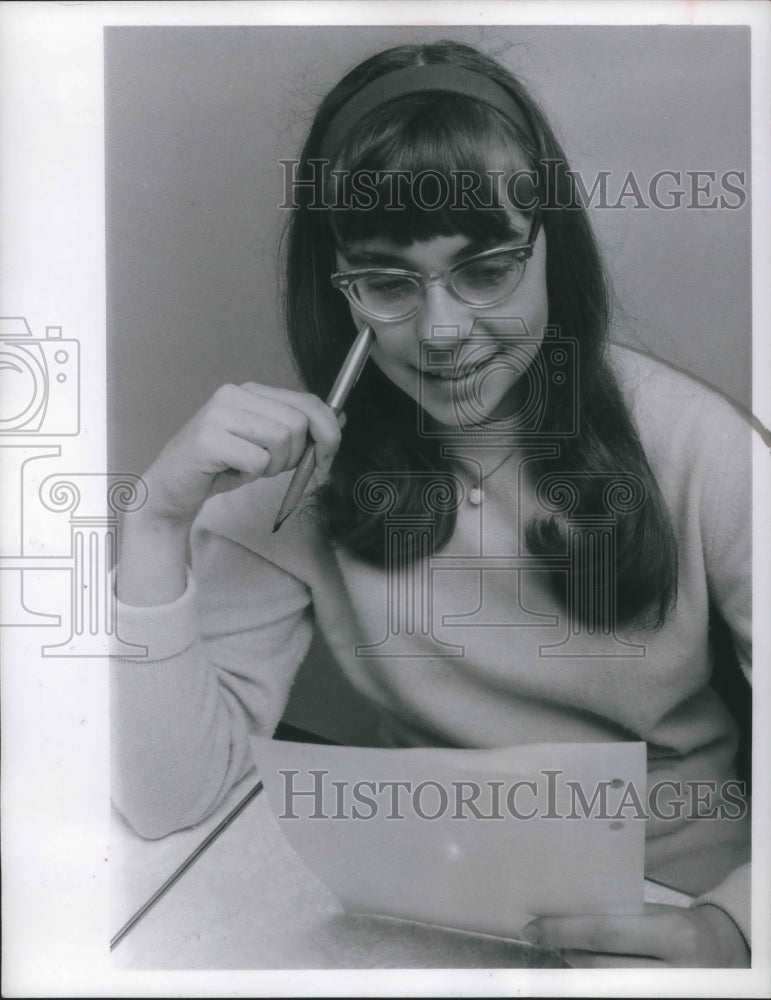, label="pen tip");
[272,514,288,533]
